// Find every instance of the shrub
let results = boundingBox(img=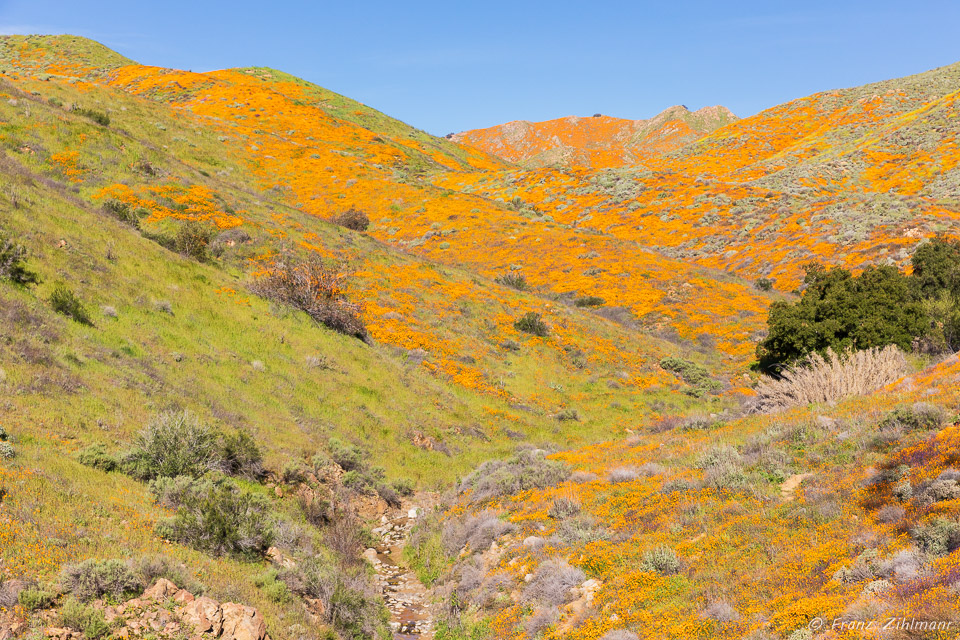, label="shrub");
[50,283,93,325]
[217,430,265,479]
[72,106,110,126]
[547,497,581,519]
[392,478,415,496]
[702,599,740,622]
[756,263,926,372]
[522,559,584,606]
[556,515,609,544]
[279,557,389,639]
[879,402,947,432]
[0,231,40,285]
[329,438,364,472]
[911,235,960,298]
[697,446,747,491]
[330,207,370,231]
[555,408,580,422]
[174,220,213,261]
[59,559,141,602]
[459,449,569,503]
[59,598,110,639]
[18,587,54,611]
[876,505,906,524]
[442,510,516,556]
[251,251,367,340]
[524,607,559,638]
[640,546,681,575]
[600,631,639,640]
[123,411,217,480]
[495,272,528,290]
[156,482,274,559]
[754,278,774,292]
[129,555,204,595]
[102,200,142,227]
[376,483,401,508]
[0,441,14,460]
[403,513,448,587]
[574,295,605,307]
[514,312,549,337]
[659,357,721,397]
[608,466,640,483]
[753,346,908,413]
[254,569,292,603]
[76,444,119,472]
[912,518,960,556]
